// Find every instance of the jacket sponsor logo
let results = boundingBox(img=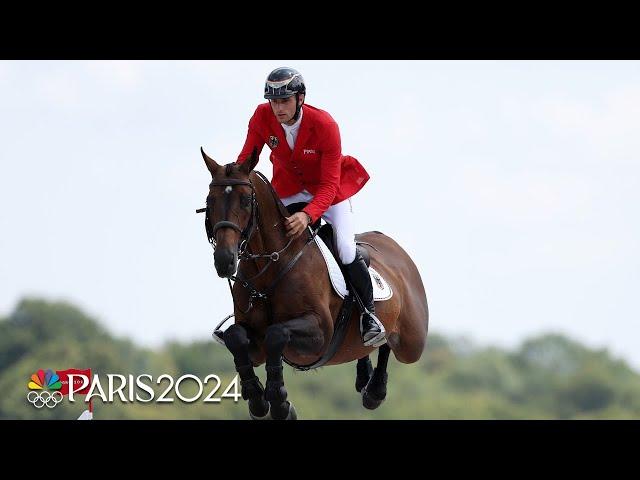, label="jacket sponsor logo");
[303,149,316,155]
